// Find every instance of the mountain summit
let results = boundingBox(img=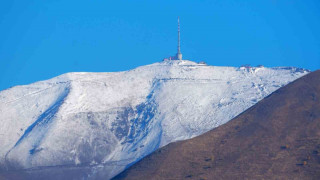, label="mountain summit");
[0,60,309,179]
